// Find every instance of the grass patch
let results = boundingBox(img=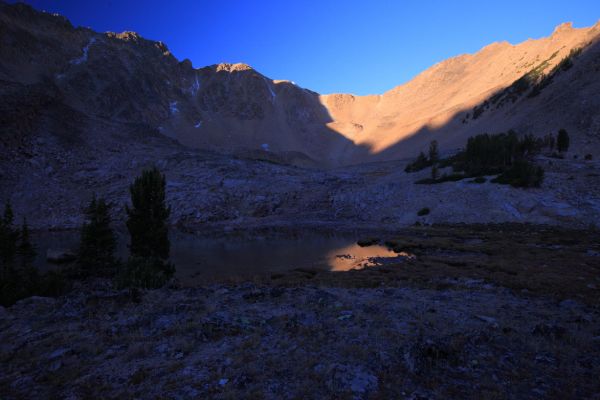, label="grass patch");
[417,208,430,216]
